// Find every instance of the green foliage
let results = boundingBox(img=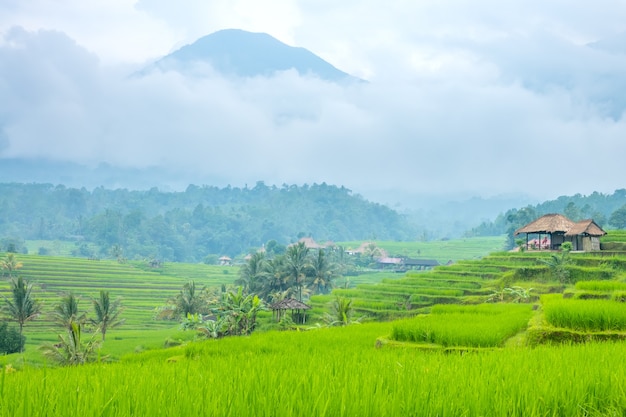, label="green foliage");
[487,286,534,303]
[91,291,124,341]
[195,286,265,338]
[0,183,420,262]
[284,242,310,302]
[40,321,103,366]
[322,296,364,326]
[609,204,626,228]
[540,251,571,283]
[0,253,23,278]
[306,249,337,295]
[2,276,41,342]
[173,280,205,318]
[0,321,24,354]
[179,313,204,331]
[52,292,86,330]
